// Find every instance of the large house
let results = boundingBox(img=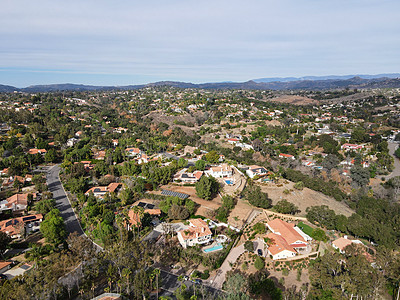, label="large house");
[265,219,312,260]
[85,183,122,198]
[206,164,233,178]
[28,148,47,155]
[246,165,268,178]
[0,214,43,239]
[127,208,161,230]
[174,170,203,183]
[177,218,212,248]
[0,193,36,214]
